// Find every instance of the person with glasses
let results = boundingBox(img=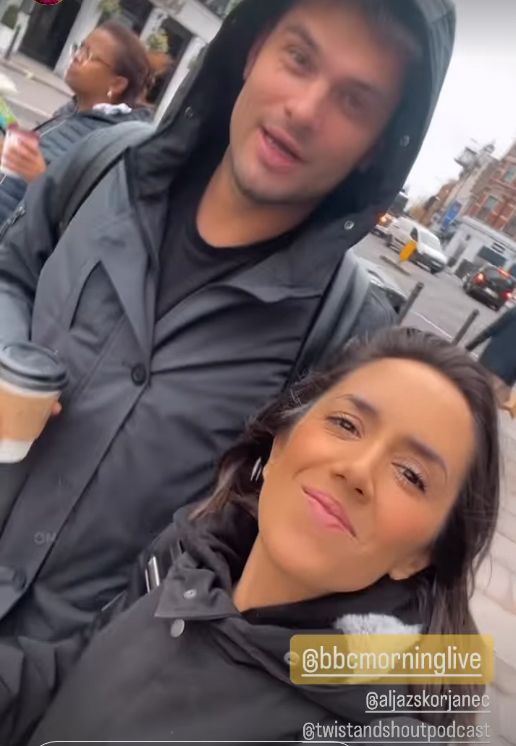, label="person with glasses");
[0,21,154,225]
